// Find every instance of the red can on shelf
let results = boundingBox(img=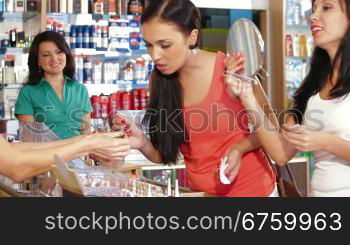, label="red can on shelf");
[91,95,101,119]
[139,88,148,110]
[108,92,118,117]
[100,94,109,119]
[285,34,293,56]
[131,89,140,110]
[120,91,131,110]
